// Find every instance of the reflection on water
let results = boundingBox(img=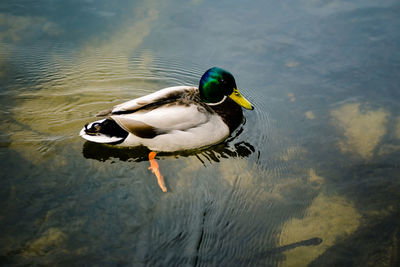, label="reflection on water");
[0,13,61,42]
[1,0,400,265]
